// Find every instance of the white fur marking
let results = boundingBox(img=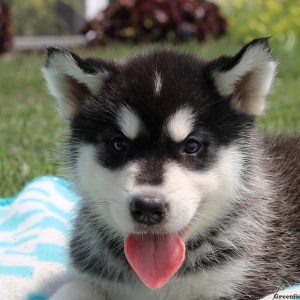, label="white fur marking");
[50,279,98,300]
[166,107,195,142]
[153,71,162,96]
[117,106,142,139]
